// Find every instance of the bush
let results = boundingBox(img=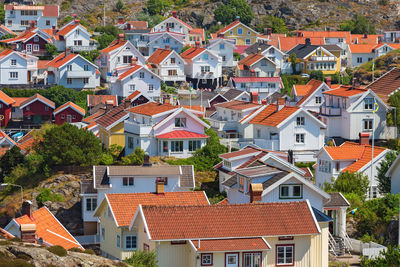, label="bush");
[309,70,324,81]
[100,153,114,165]
[47,245,67,257]
[324,171,370,201]
[36,188,64,206]
[116,0,125,12]
[361,245,400,266]
[124,250,158,267]
[122,147,145,165]
[45,44,58,58]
